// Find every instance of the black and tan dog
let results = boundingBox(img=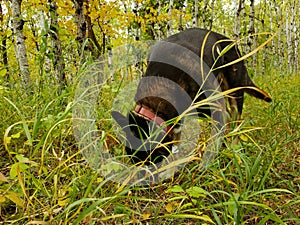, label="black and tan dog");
[112,28,271,164]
